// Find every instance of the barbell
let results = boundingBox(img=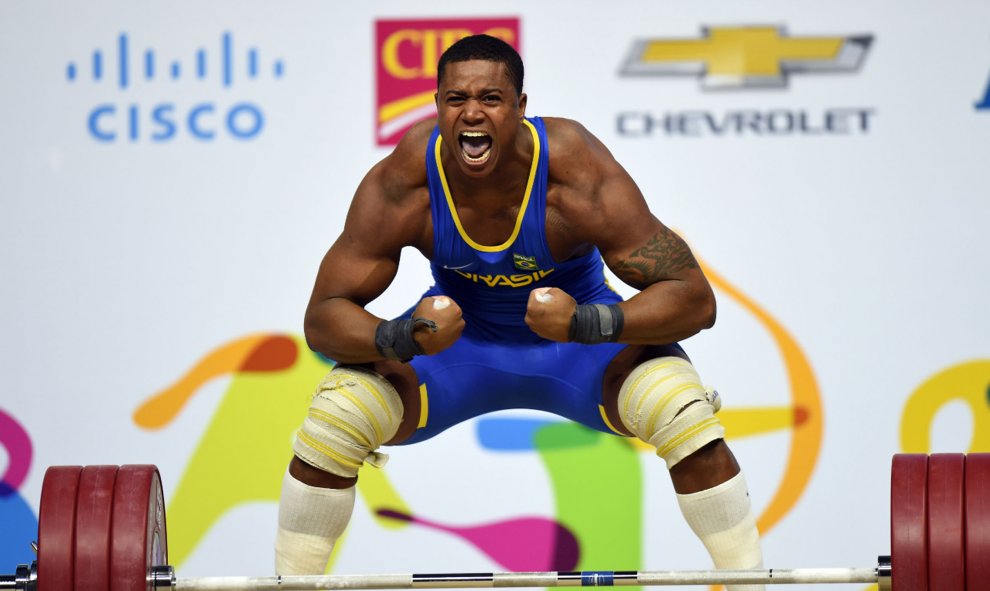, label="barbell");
[0,453,987,591]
